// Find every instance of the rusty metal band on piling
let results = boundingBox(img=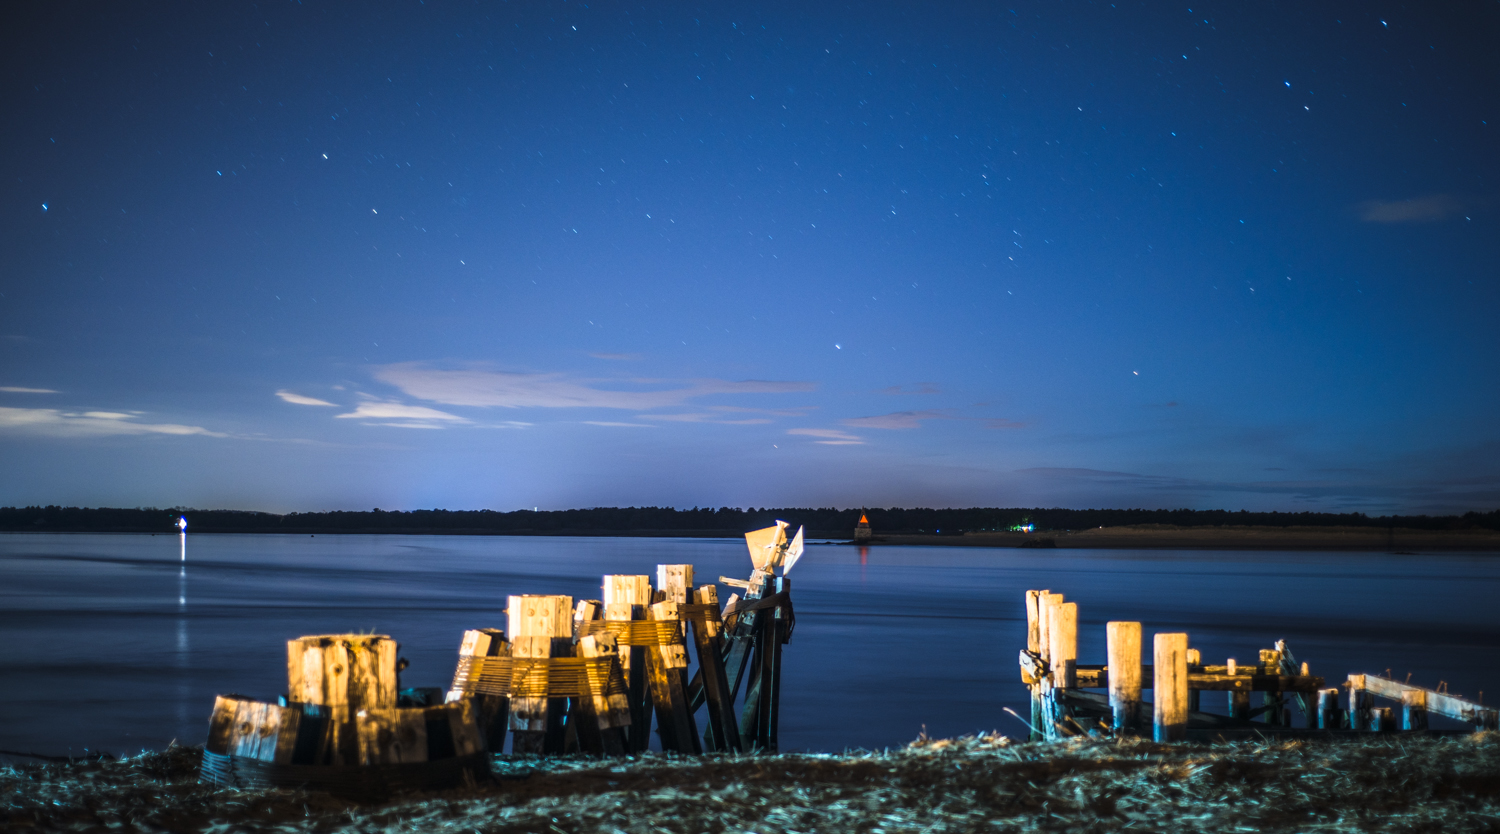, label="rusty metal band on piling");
[454,655,626,699]
[577,619,688,646]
